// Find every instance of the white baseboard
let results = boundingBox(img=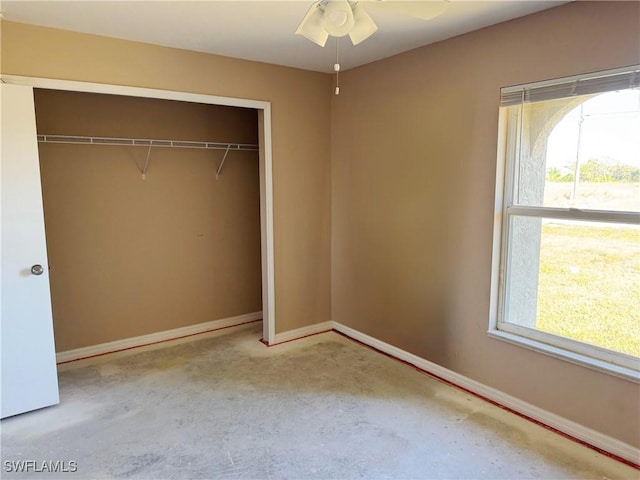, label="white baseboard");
[56,312,262,364]
[271,321,333,345]
[330,321,640,466]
